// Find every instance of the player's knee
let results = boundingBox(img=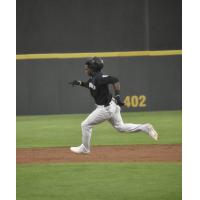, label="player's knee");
[114,124,125,133]
[81,121,91,129]
[81,121,87,128]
